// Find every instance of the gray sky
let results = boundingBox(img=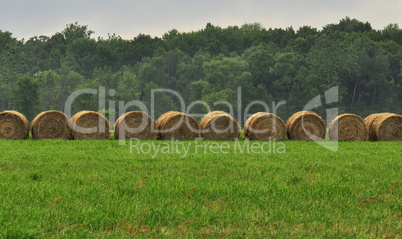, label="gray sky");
[1,0,401,40]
